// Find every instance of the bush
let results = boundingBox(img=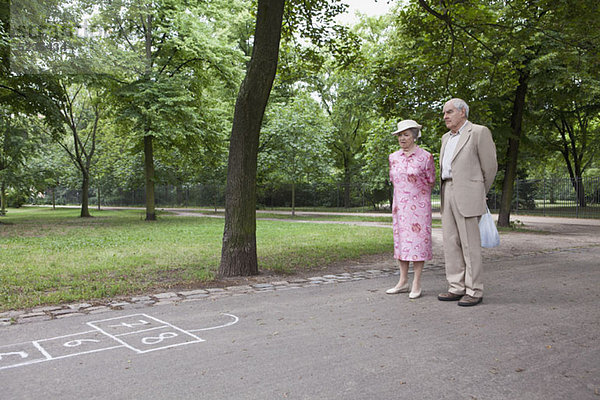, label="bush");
[7,189,29,208]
